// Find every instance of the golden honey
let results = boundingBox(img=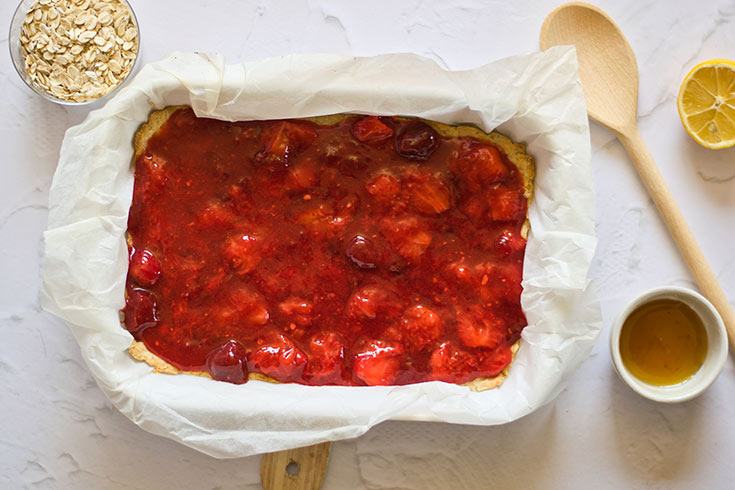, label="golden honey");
[619,298,707,385]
